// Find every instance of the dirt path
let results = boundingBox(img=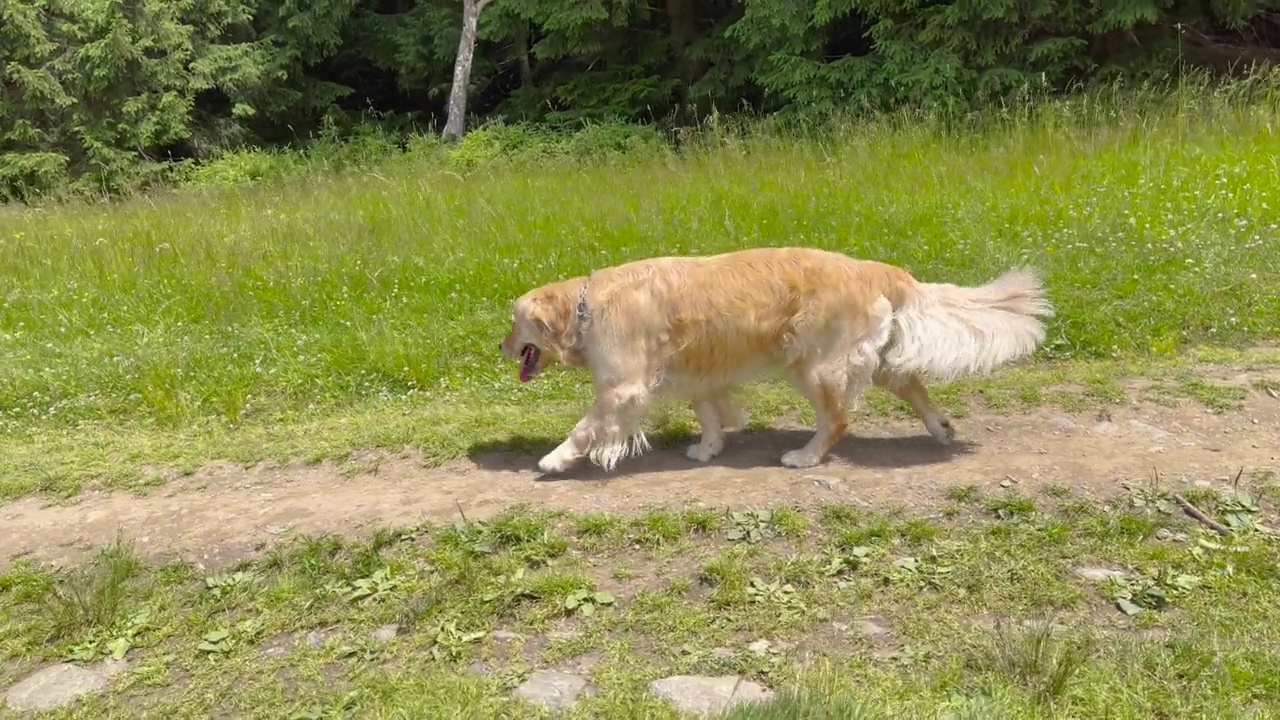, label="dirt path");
[3,389,1278,570]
